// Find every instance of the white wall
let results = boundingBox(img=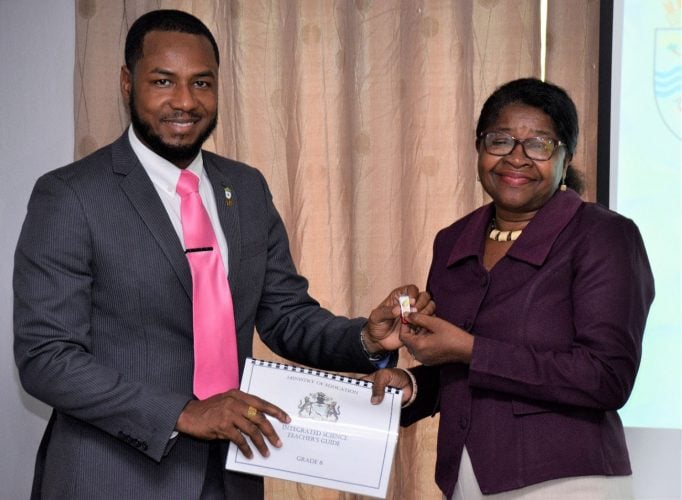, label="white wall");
[0,1,74,498]
[0,2,679,499]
